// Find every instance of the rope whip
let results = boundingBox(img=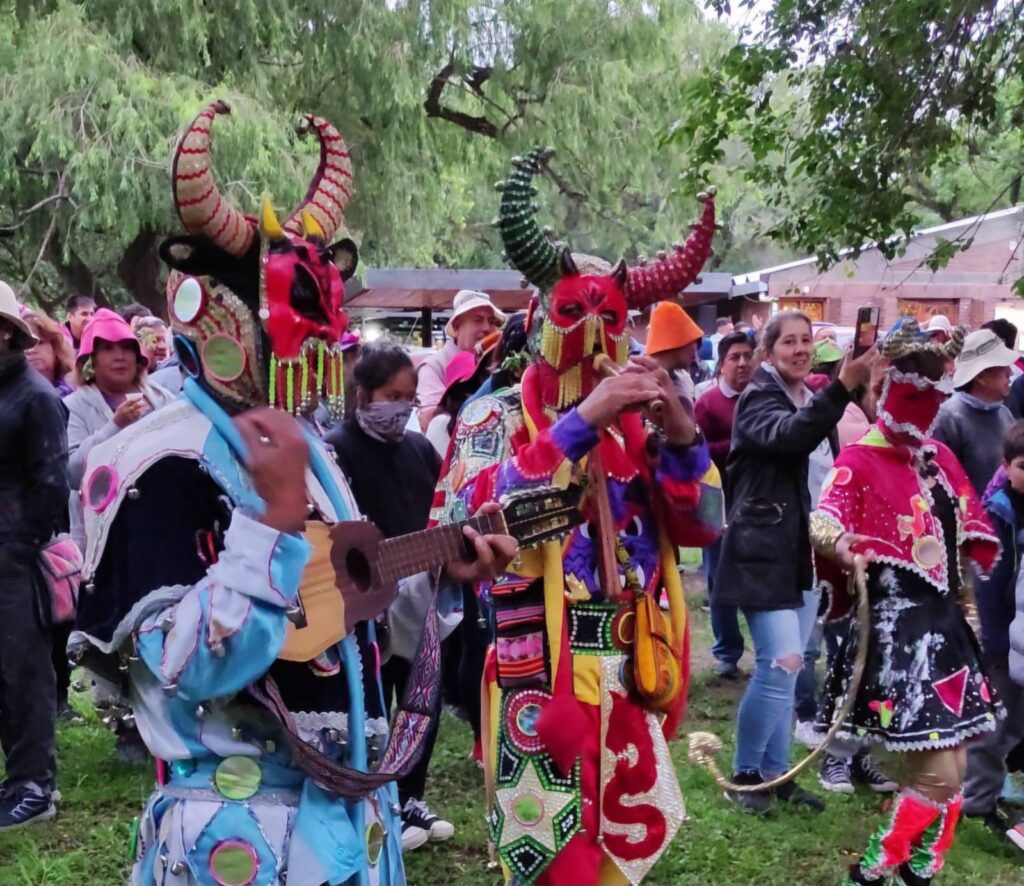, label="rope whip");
[688,556,871,792]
